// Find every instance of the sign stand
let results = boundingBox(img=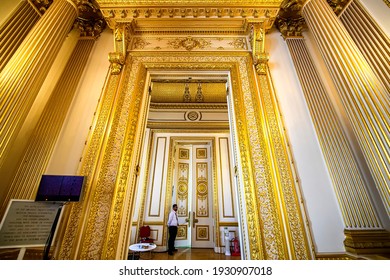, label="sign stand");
[43,204,63,260]
[17,247,26,260]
